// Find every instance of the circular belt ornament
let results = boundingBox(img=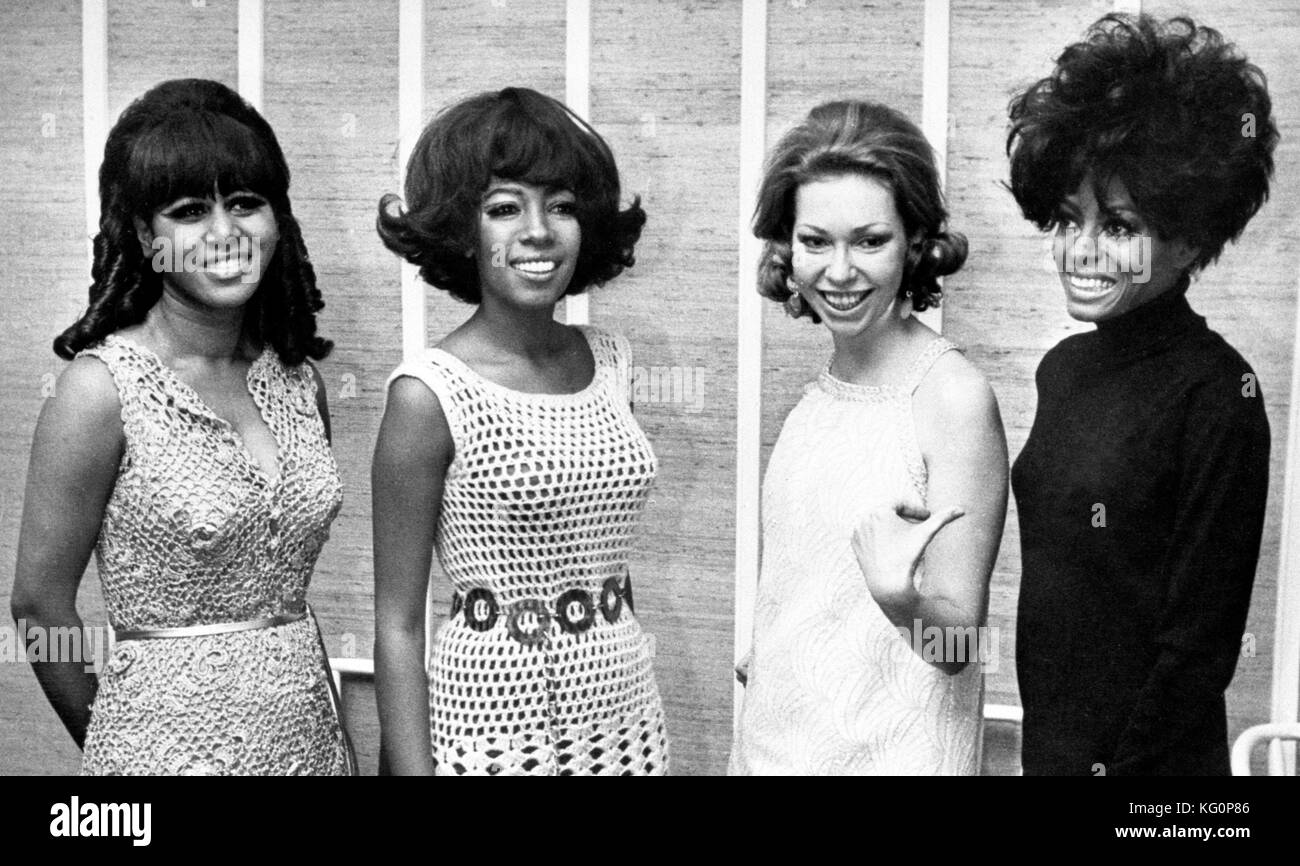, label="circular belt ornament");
[599,577,624,624]
[449,593,464,619]
[507,599,551,647]
[556,589,595,635]
[463,588,497,632]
